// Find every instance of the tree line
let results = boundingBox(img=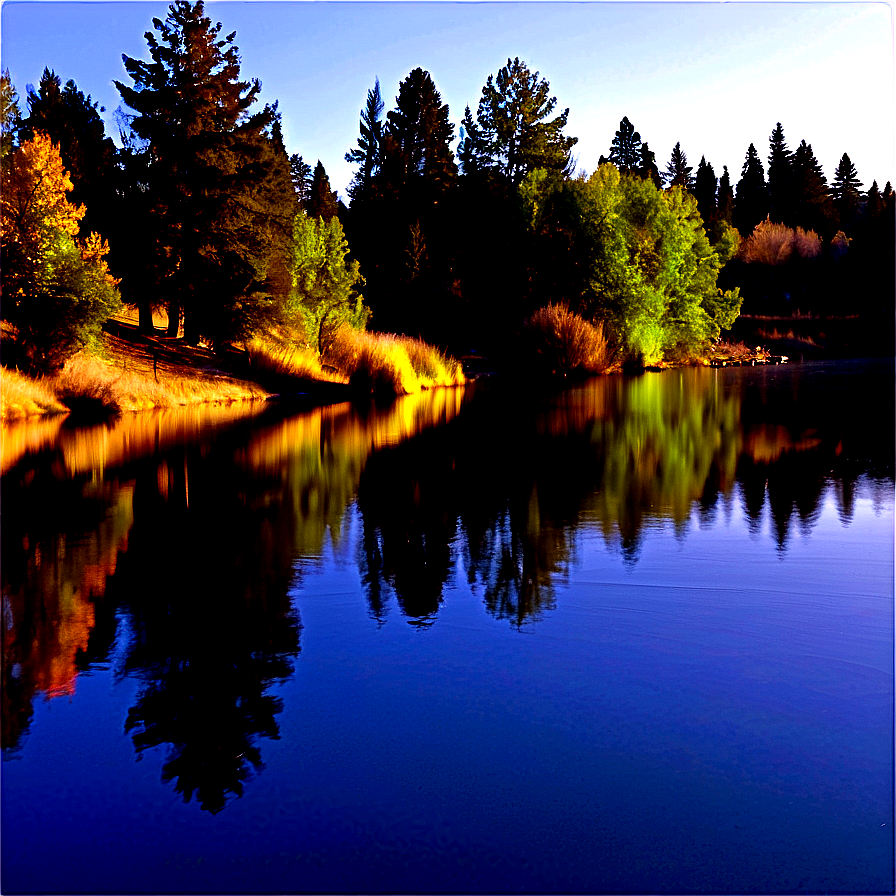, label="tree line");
[2,0,893,374]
